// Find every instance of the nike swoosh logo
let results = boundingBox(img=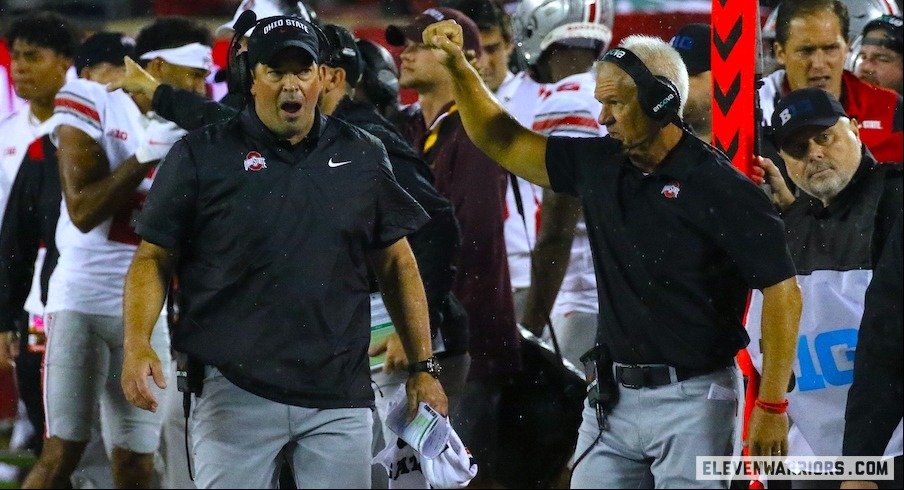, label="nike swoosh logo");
[328,158,351,167]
